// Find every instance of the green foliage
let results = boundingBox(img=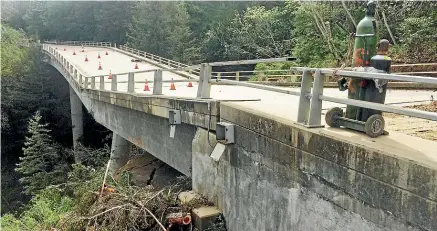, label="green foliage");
[128,2,199,63]
[15,111,70,195]
[227,5,294,60]
[0,189,74,231]
[1,25,32,77]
